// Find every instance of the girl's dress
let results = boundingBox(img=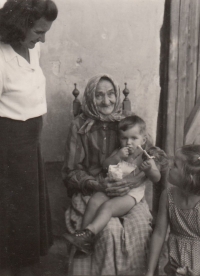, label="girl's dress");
[167,187,200,275]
